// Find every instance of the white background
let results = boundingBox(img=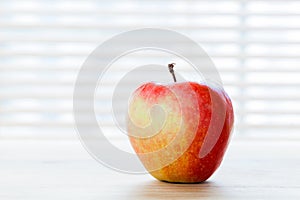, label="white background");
[0,0,300,140]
